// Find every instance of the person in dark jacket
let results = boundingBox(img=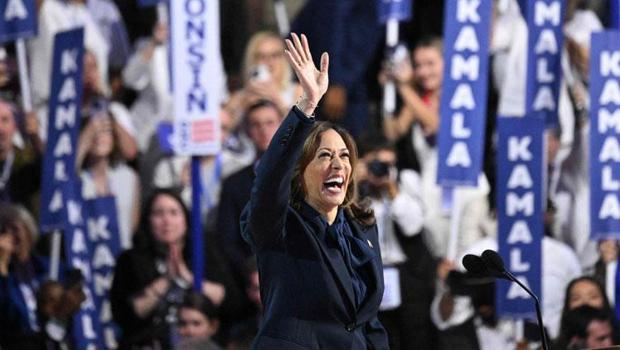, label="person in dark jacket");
[240,33,389,349]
